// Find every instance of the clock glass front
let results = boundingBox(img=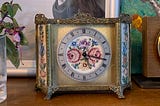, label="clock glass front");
[57,27,111,82]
